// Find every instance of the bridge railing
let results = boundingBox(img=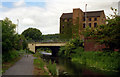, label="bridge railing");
[27,39,69,43]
